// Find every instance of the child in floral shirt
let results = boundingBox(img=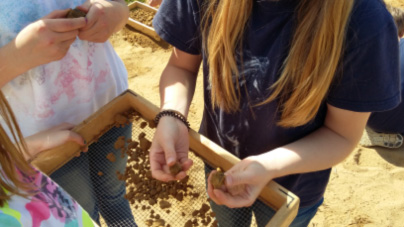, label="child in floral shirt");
[0,91,97,226]
[1,170,96,227]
